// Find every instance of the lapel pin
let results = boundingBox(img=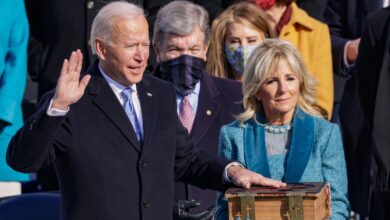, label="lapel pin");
[206,110,212,116]
[147,92,152,97]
